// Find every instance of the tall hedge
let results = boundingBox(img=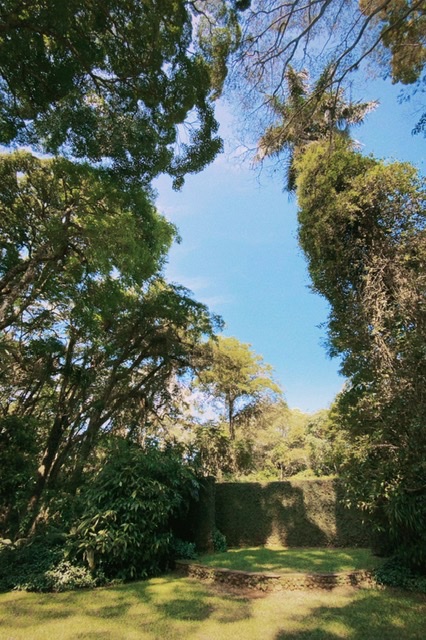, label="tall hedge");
[214,479,371,548]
